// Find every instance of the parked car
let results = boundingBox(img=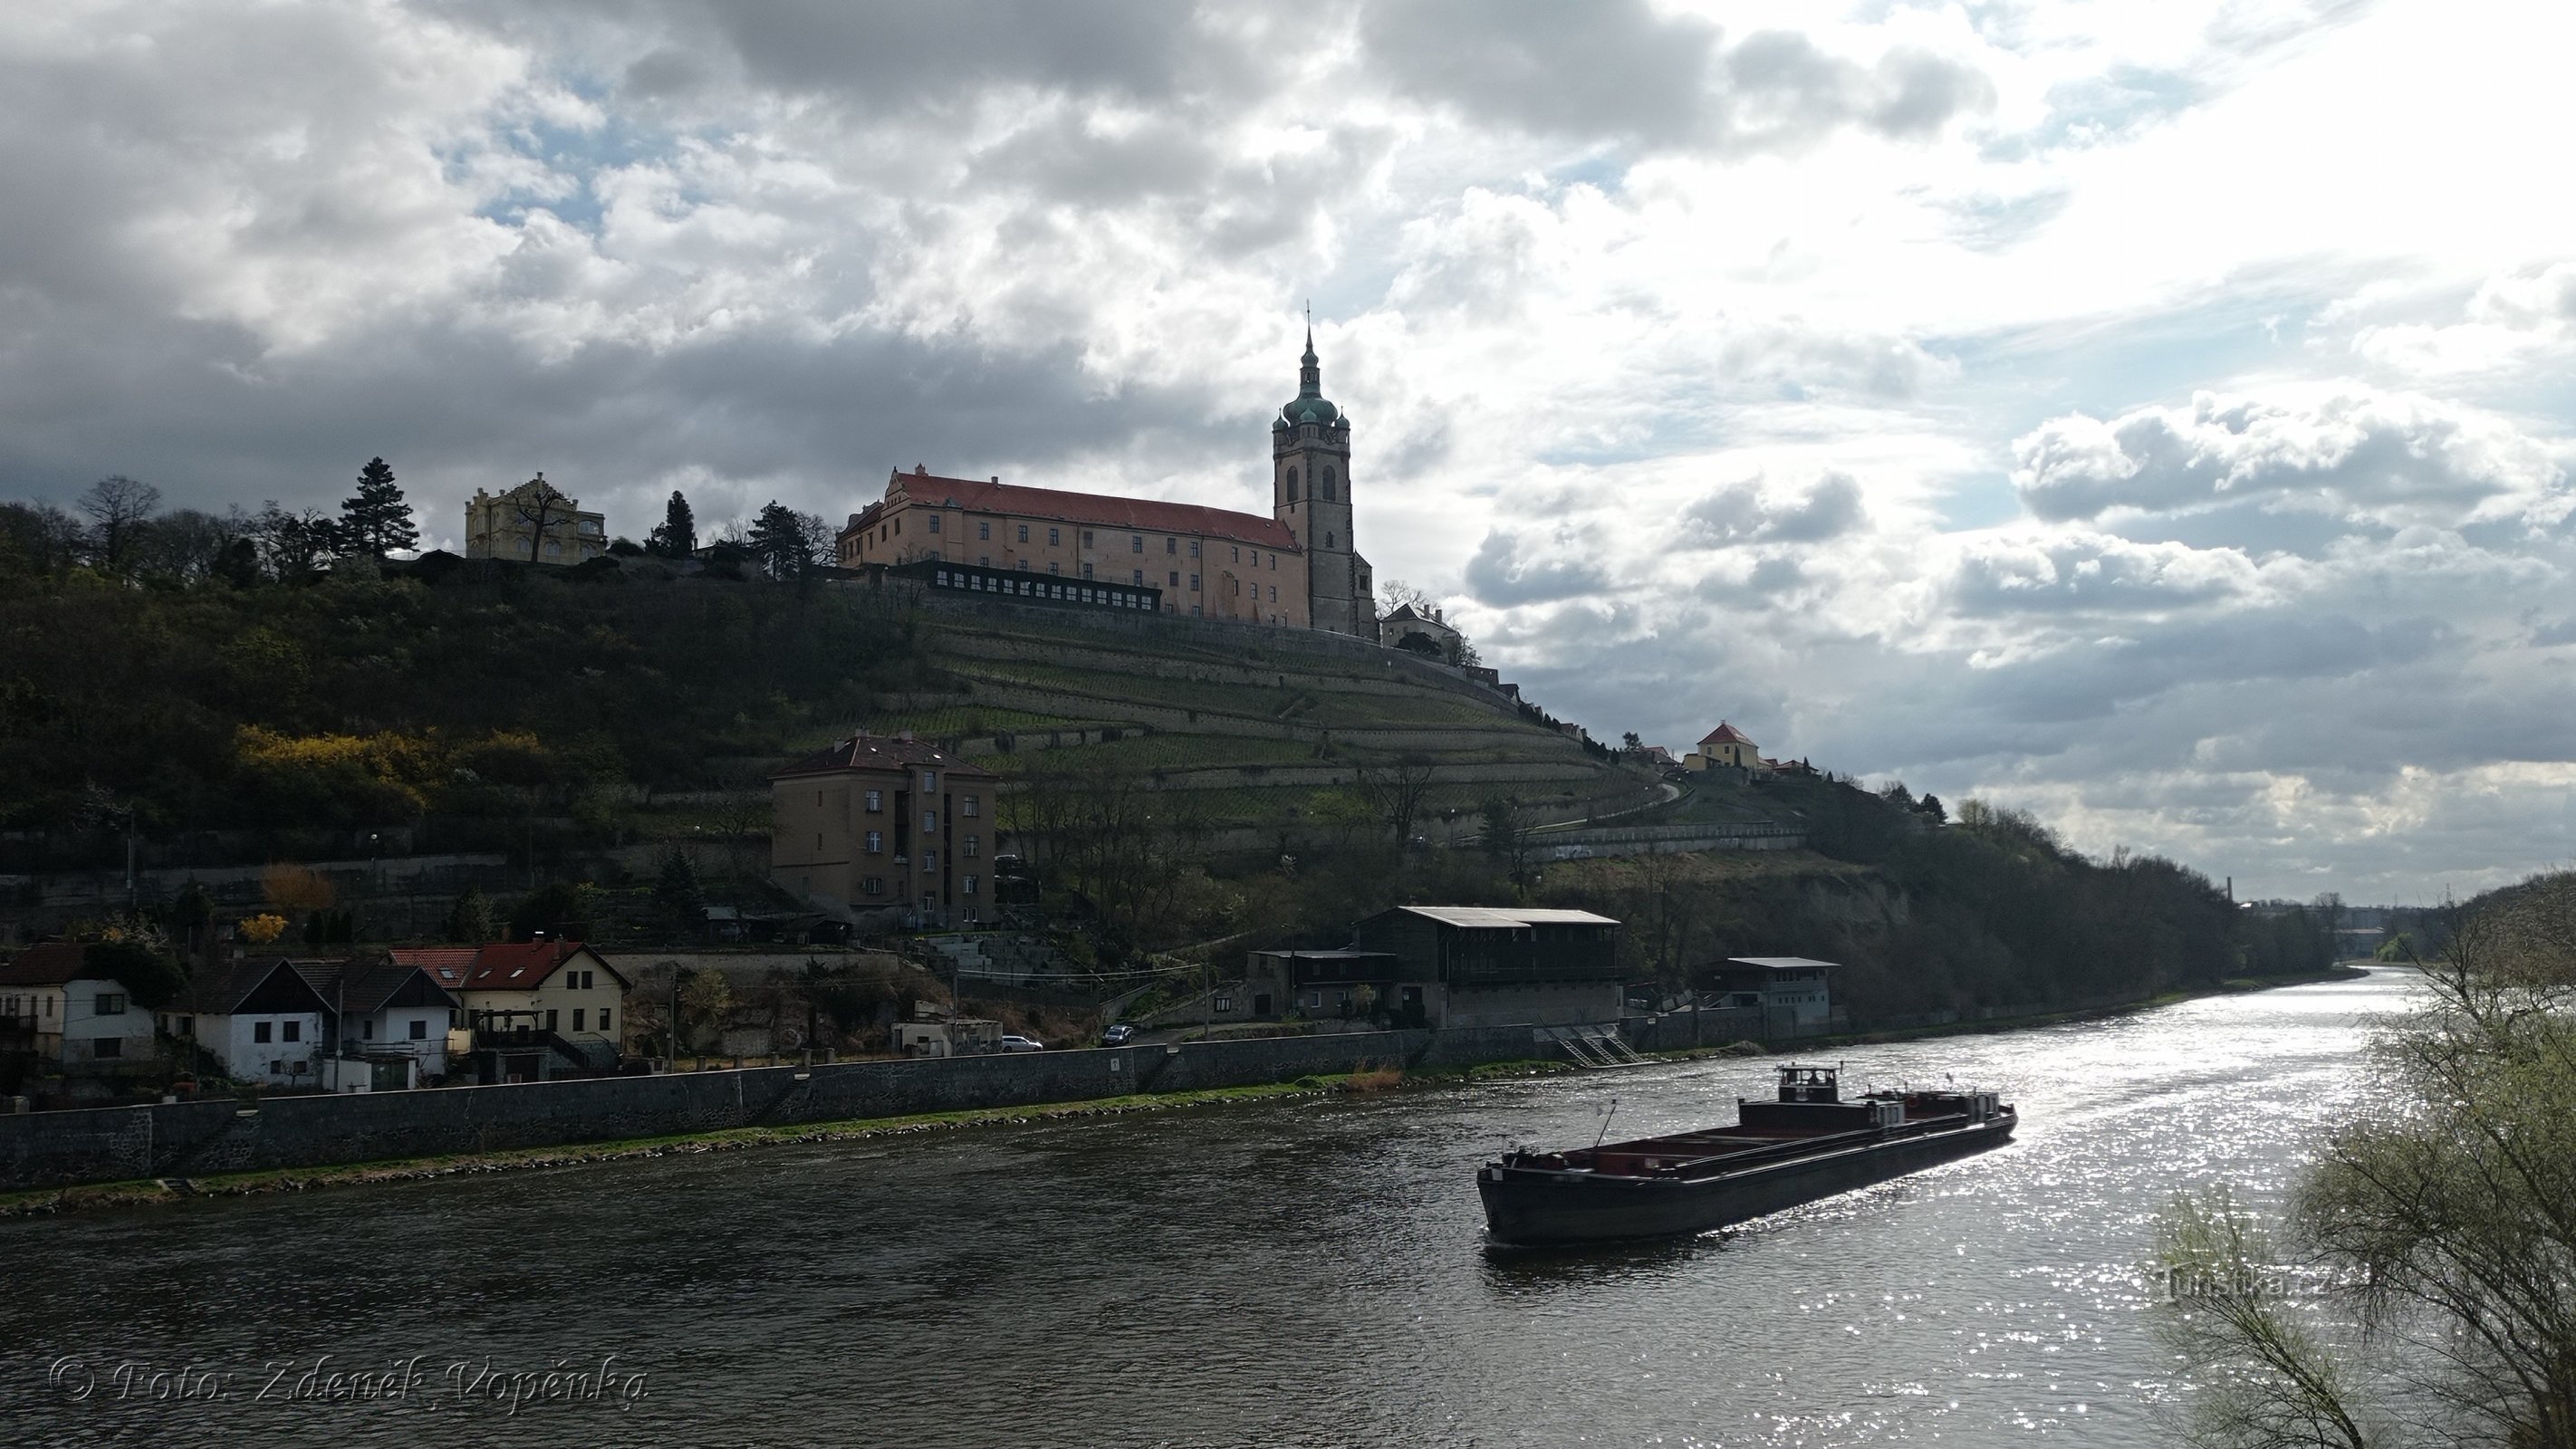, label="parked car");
[999,1035,1046,1053]
[1099,1023,1136,1047]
